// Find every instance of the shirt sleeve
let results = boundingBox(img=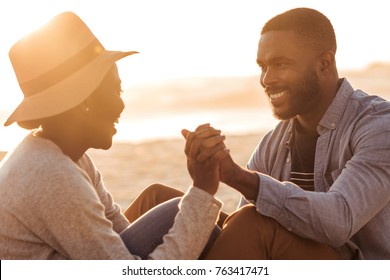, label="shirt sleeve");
[254,111,390,248]
[79,154,130,233]
[149,186,222,260]
[61,156,222,259]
